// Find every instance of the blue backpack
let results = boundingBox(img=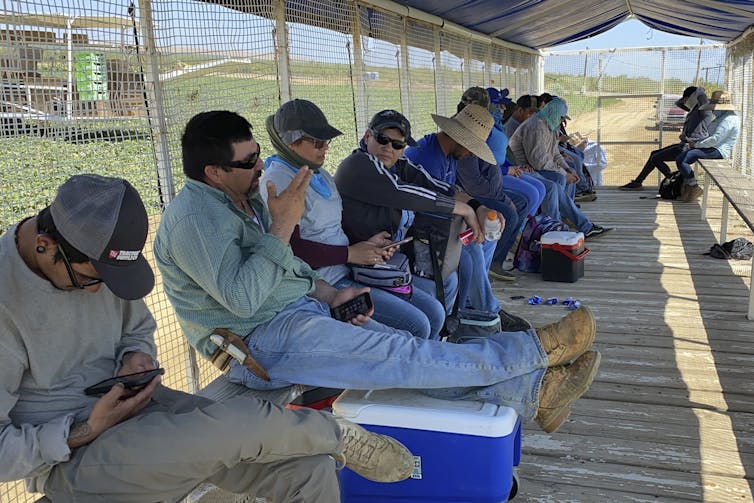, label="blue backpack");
[514,215,567,273]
